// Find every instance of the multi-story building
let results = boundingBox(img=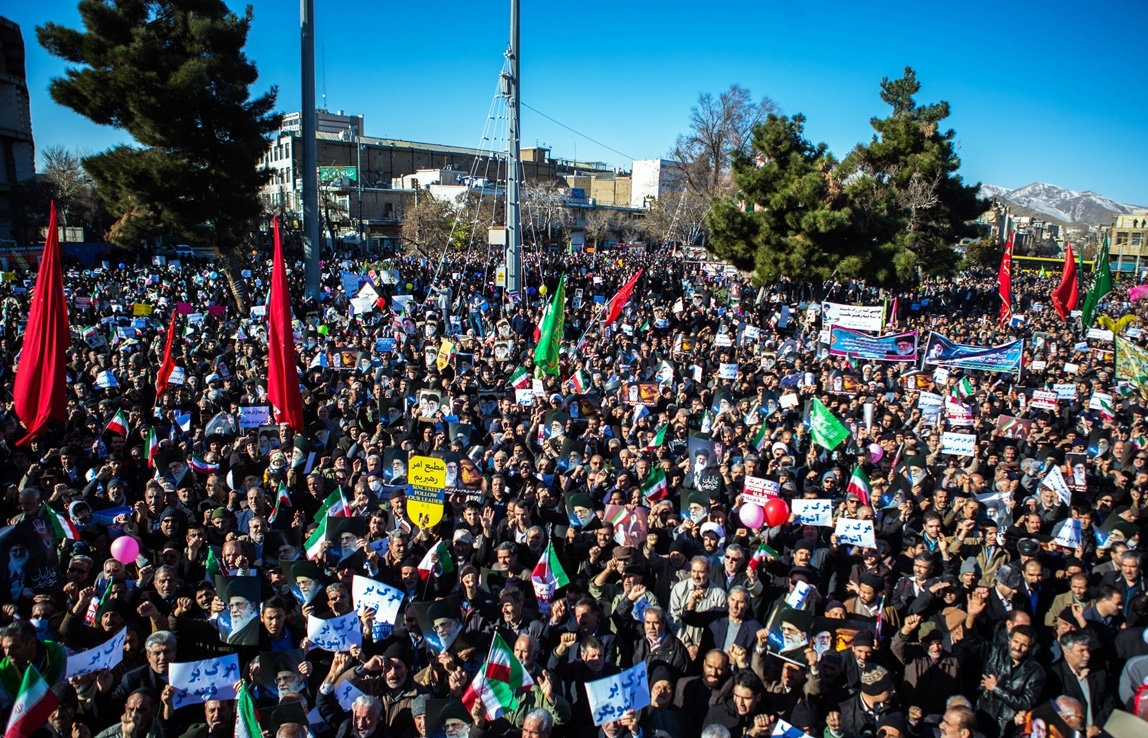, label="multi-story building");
[1109,210,1148,273]
[0,17,35,243]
